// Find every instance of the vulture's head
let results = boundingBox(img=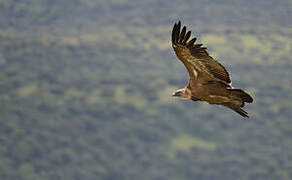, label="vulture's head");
[172,88,191,99]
